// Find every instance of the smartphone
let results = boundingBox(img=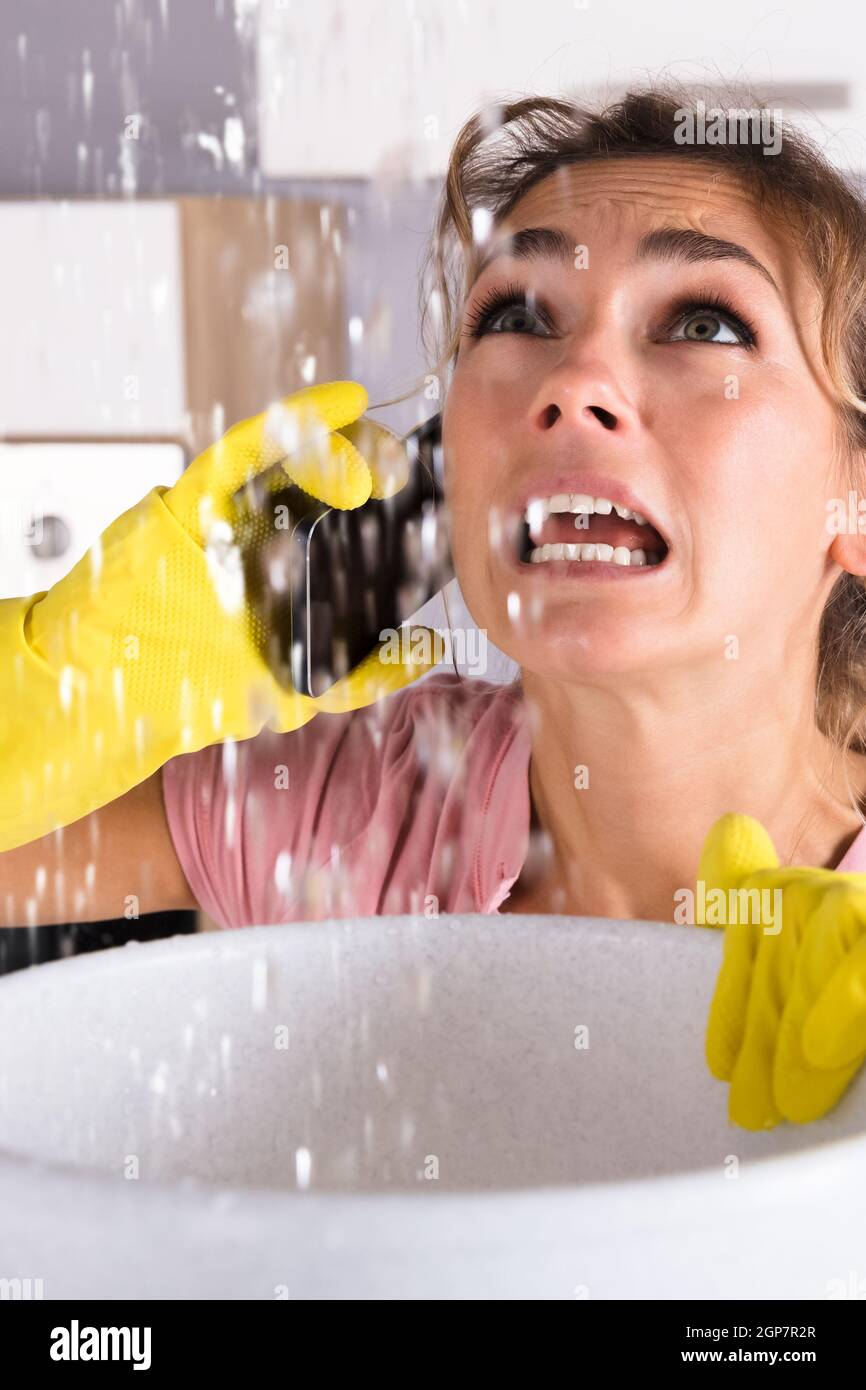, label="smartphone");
[231,410,452,699]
